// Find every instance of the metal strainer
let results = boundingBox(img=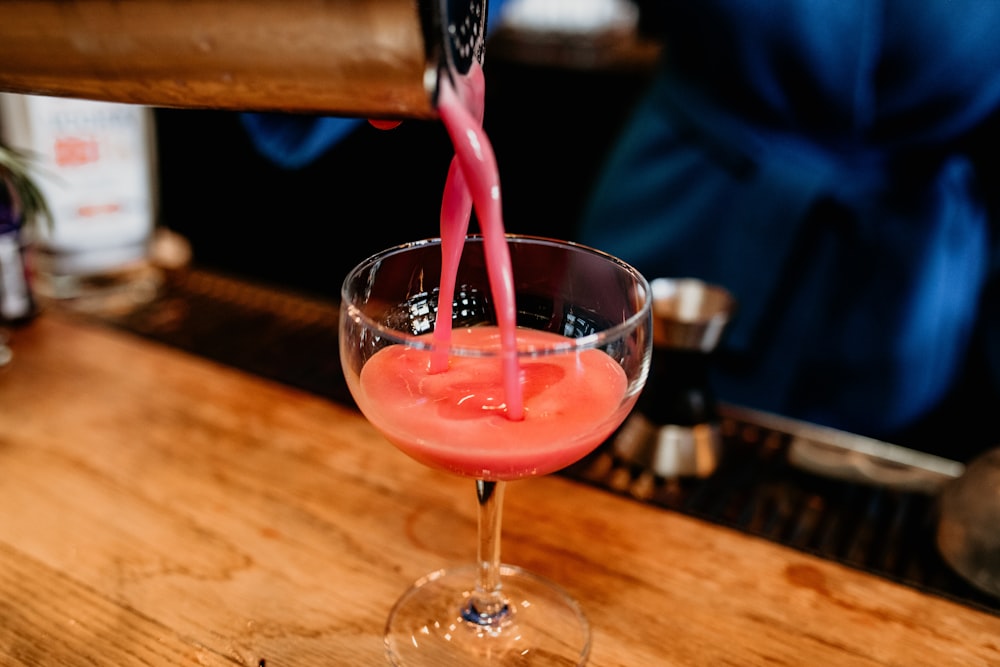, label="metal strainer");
[421,0,489,106]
